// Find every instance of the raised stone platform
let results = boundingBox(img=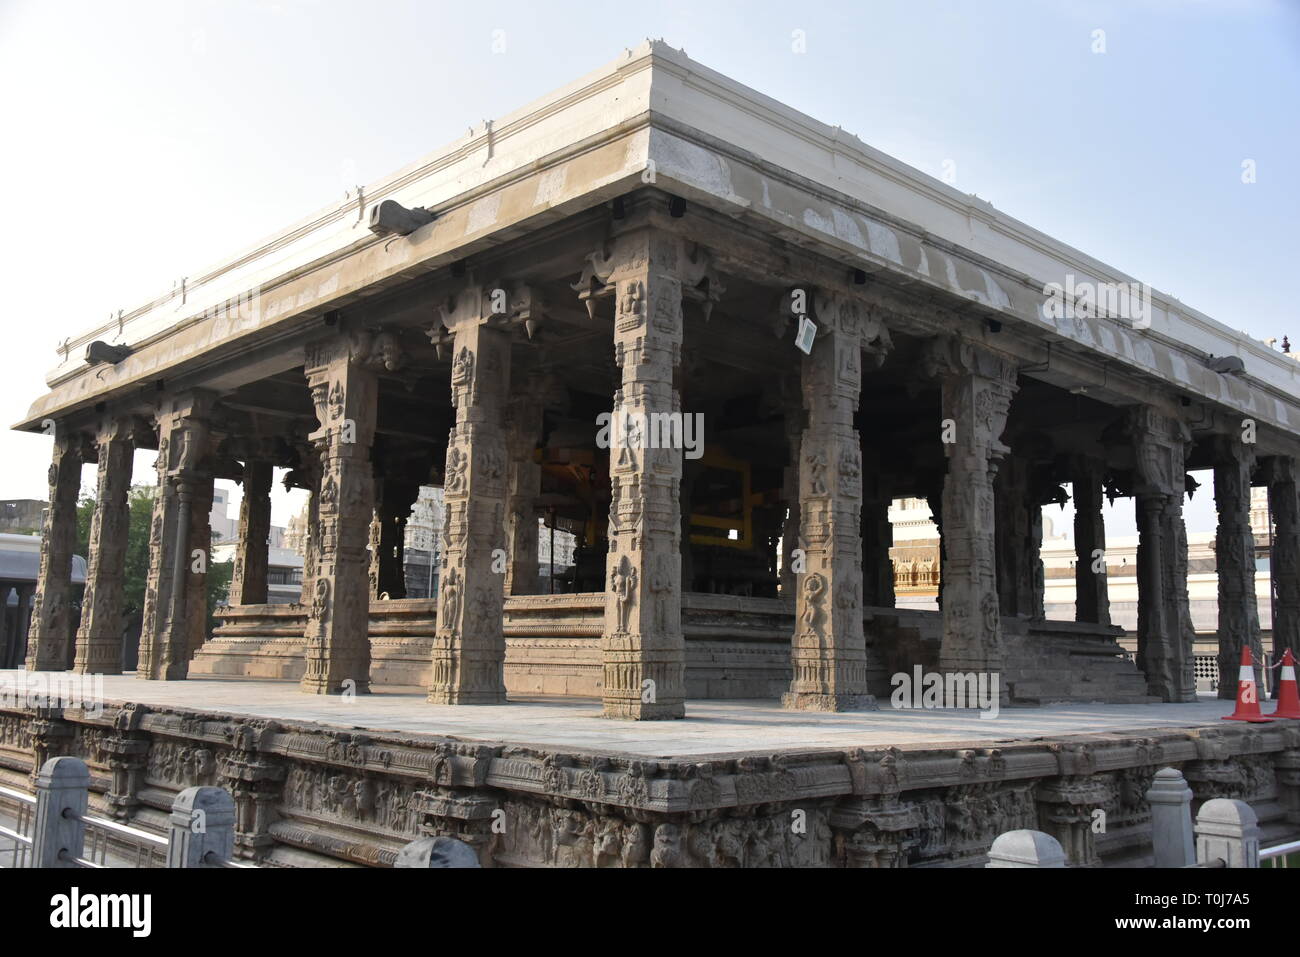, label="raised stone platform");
[2,670,1297,868]
[194,597,1151,705]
